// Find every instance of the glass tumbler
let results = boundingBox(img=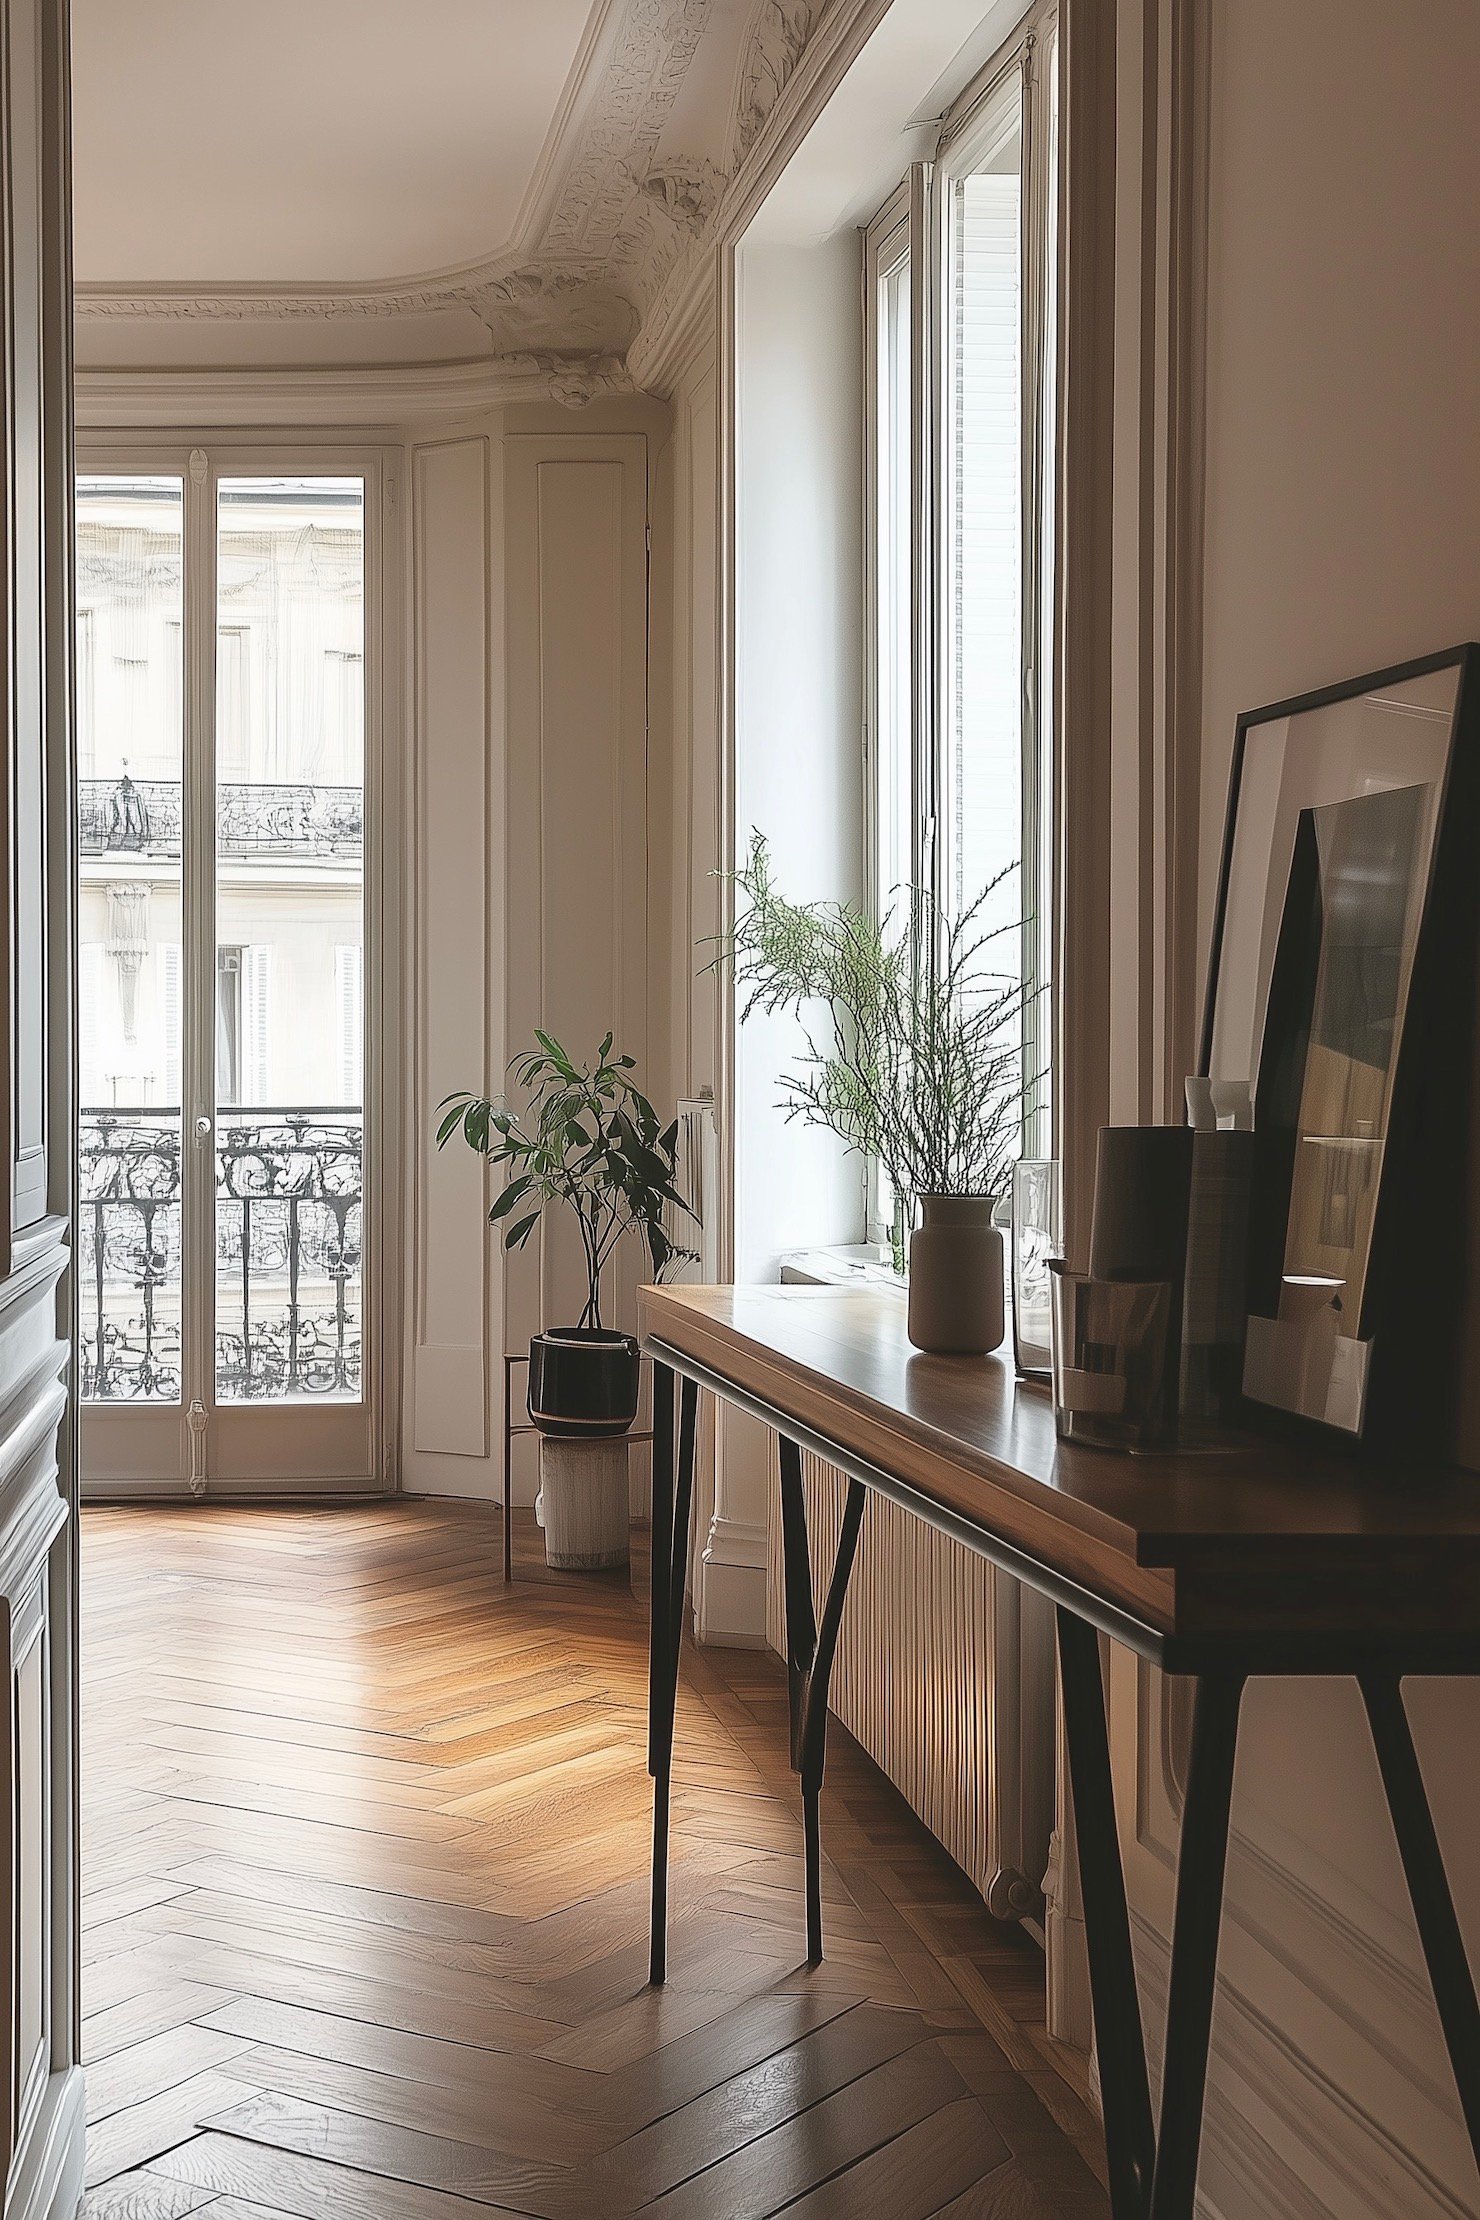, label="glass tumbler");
[1049,1266,1175,1451]
[1011,1159,1063,1380]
